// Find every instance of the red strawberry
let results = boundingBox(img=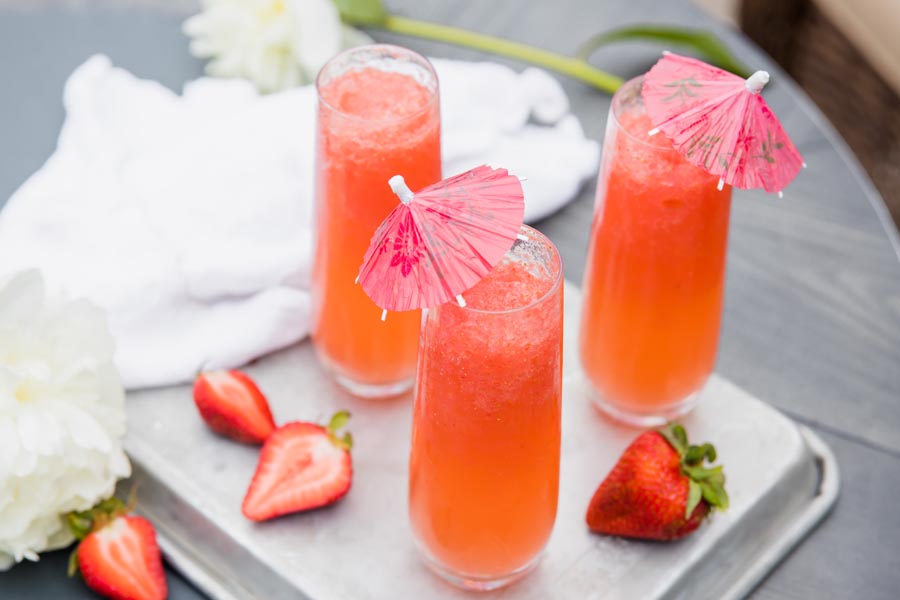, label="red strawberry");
[586,423,728,541]
[242,411,353,521]
[67,498,167,600]
[193,370,276,444]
